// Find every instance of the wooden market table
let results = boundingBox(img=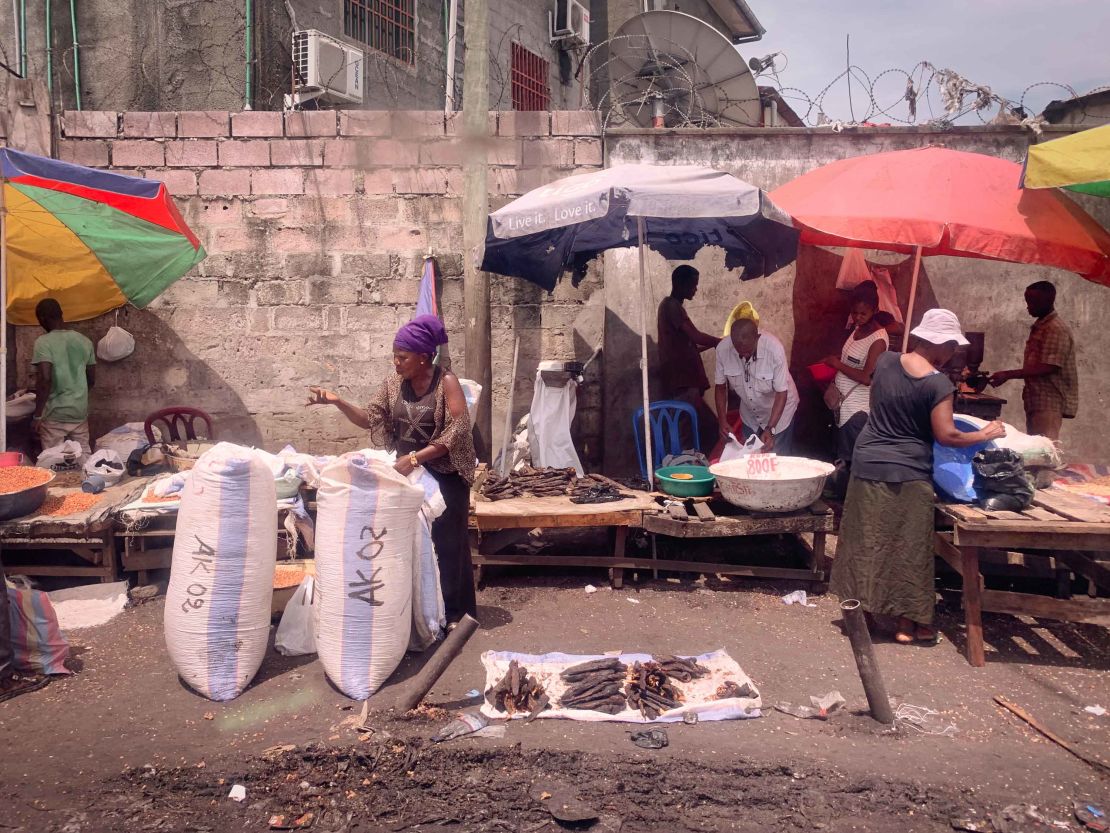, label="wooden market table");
[471,492,837,588]
[0,474,151,582]
[641,497,836,583]
[470,493,657,588]
[935,488,1110,667]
